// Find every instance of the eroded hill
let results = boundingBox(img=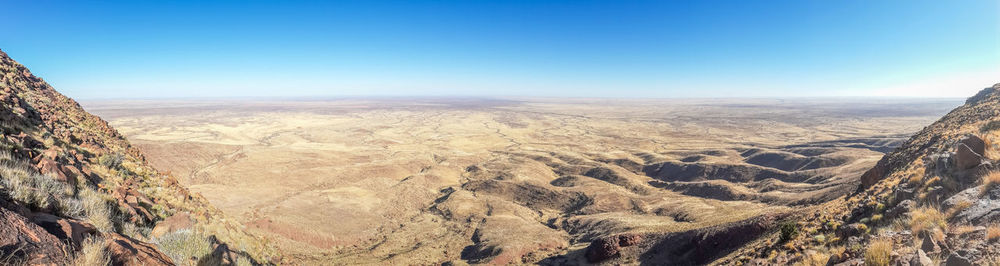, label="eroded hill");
[714,84,1000,265]
[86,95,960,264]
